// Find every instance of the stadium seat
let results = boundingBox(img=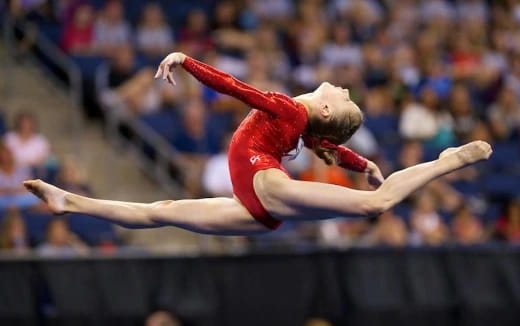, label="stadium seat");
[139,109,180,141]
[450,180,482,197]
[68,213,116,245]
[70,56,107,81]
[363,114,399,143]
[482,174,520,198]
[487,141,520,172]
[37,22,62,45]
[20,210,54,246]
